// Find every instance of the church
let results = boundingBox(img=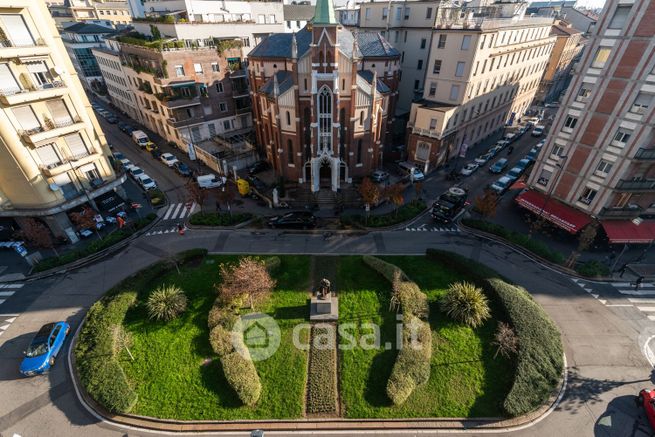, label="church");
[247,0,400,192]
